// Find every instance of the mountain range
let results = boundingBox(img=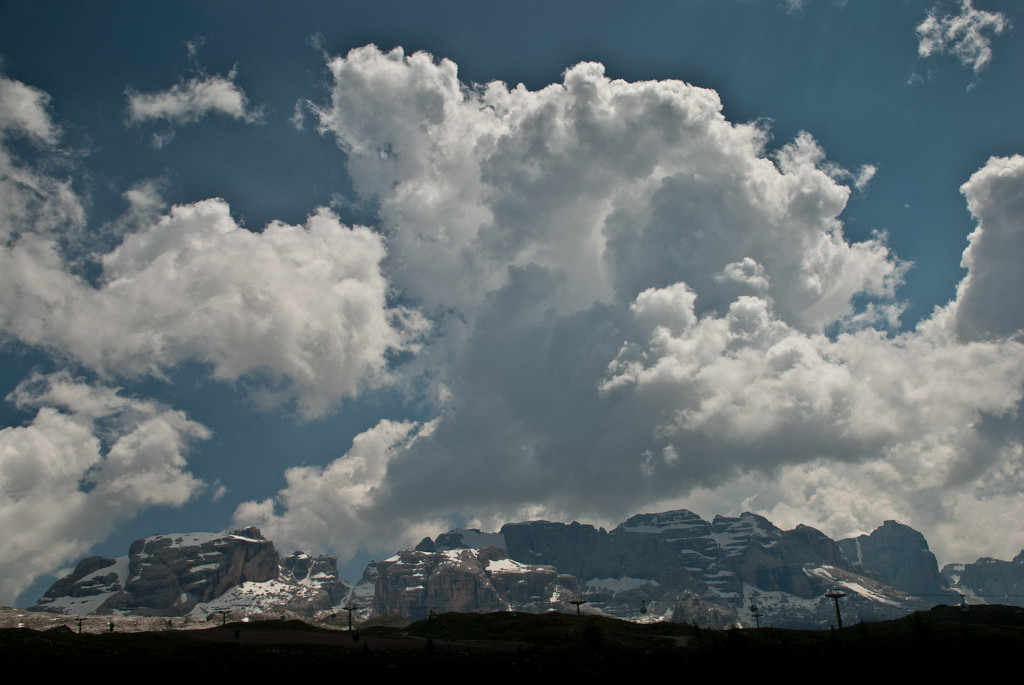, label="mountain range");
[28,510,1024,629]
